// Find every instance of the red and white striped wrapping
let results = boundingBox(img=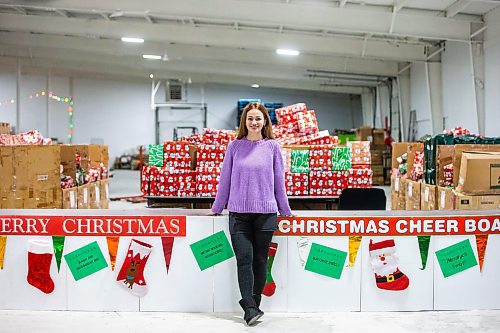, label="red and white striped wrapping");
[196,167,221,197]
[285,172,309,196]
[296,110,319,135]
[347,169,373,188]
[445,126,471,136]
[347,141,371,165]
[442,163,454,187]
[0,130,51,145]
[60,175,75,189]
[275,103,307,125]
[309,145,334,171]
[85,167,101,183]
[409,150,424,181]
